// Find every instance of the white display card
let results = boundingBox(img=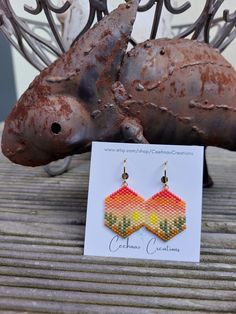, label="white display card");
[84,142,204,262]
